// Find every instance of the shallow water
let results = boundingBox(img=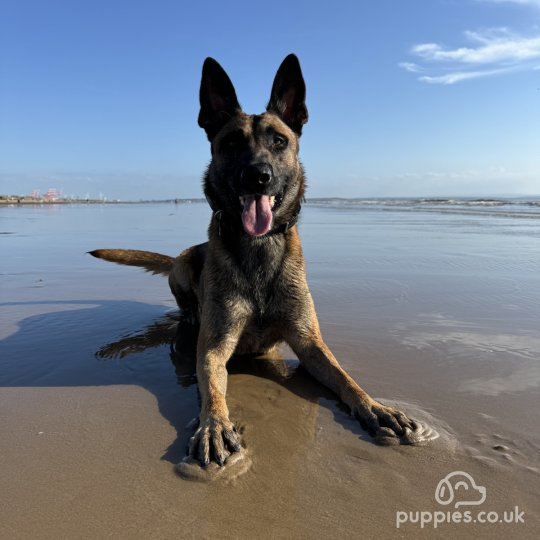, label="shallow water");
[1,202,539,538]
